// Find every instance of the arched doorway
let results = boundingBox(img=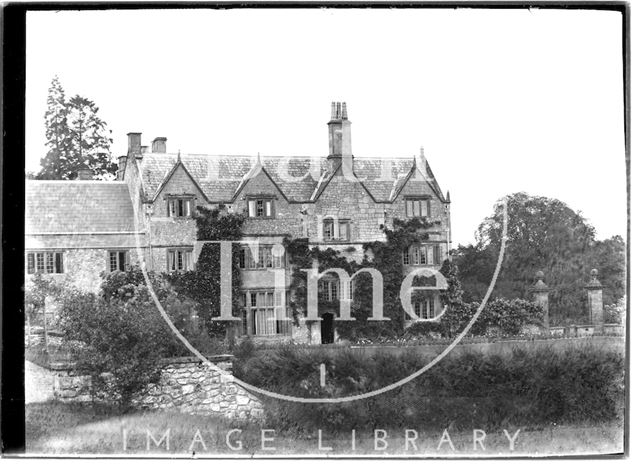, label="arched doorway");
[321,313,334,344]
